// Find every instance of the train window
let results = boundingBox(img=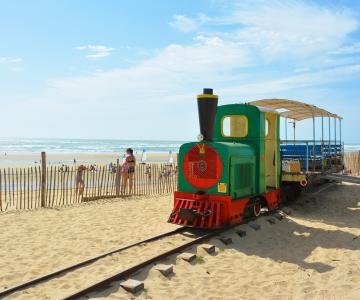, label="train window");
[222,115,248,137]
